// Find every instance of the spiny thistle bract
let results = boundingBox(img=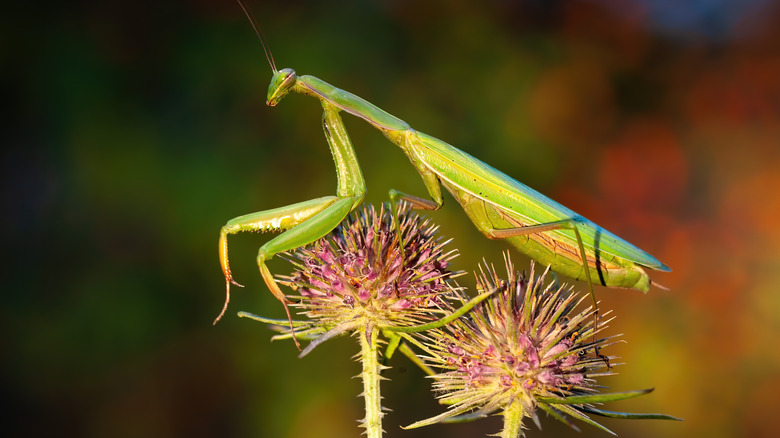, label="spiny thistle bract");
[408,256,679,437]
